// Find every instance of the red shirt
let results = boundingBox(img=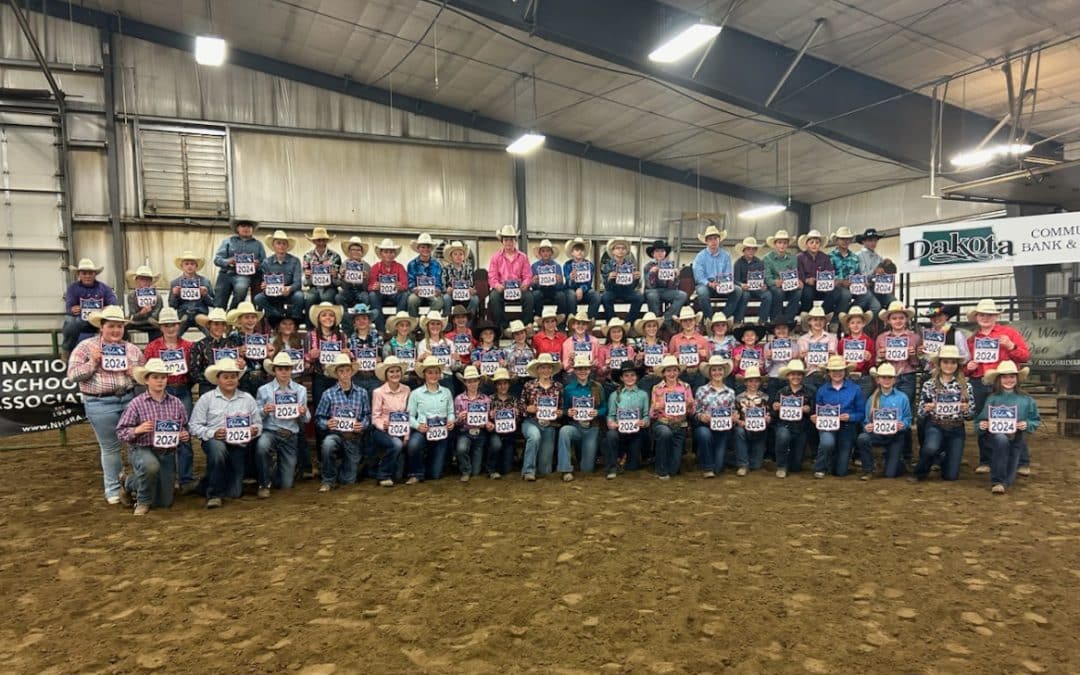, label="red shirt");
[446,328,477,366]
[965,324,1030,378]
[143,336,195,387]
[367,260,408,293]
[532,331,567,361]
[839,333,876,374]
